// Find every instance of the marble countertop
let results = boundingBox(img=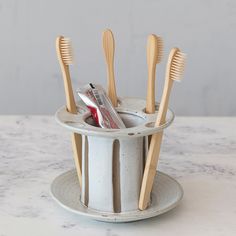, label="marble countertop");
[0,116,236,235]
